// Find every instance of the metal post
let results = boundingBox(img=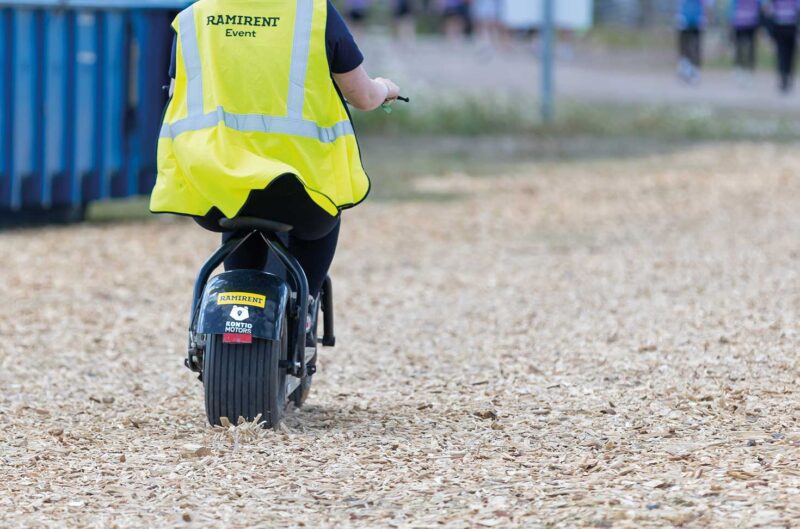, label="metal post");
[540,0,555,124]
